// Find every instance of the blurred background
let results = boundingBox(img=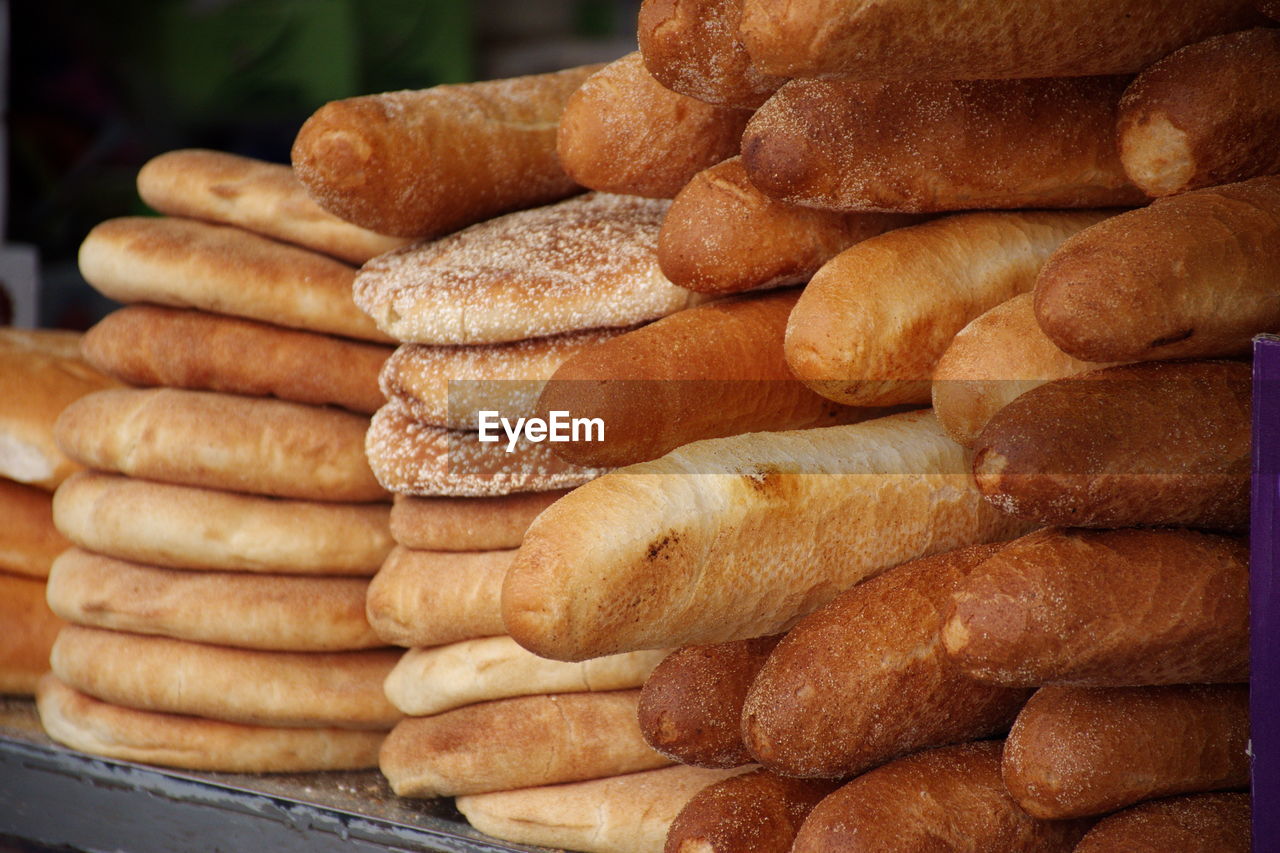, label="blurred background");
[6,0,639,329]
